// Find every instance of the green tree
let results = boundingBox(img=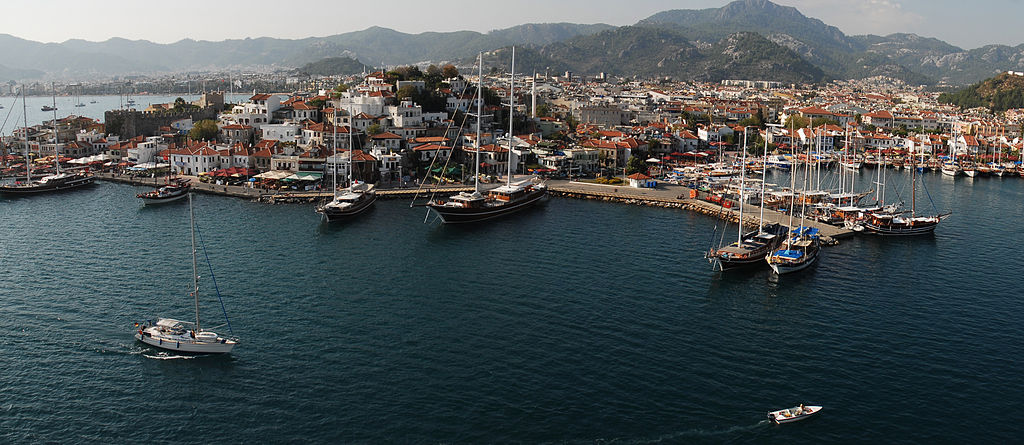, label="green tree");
[173,97,186,109]
[536,103,552,118]
[786,115,811,129]
[625,155,646,175]
[189,120,219,141]
[397,85,417,100]
[810,118,839,127]
[441,64,459,79]
[331,83,349,98]
[367,124,382,135]
[426,65,441,77]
